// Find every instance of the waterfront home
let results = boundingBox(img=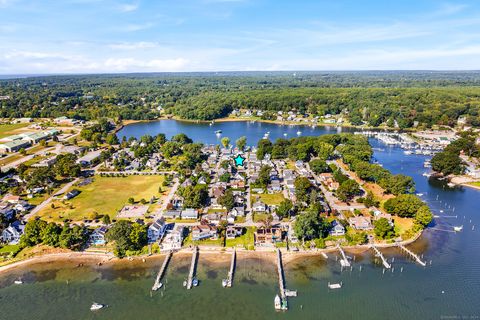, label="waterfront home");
[287,224,298,243]
[252,201,268,212]
[163,210,181,219]
[148,218,171,243]
[254,227,282,246]
[181,208,198,220]
[89,226,108,245]
[329,220,346,236]
[349,216,373,230]
[161,225,184,251]
[0,203,16,220]
[226,226,242,239]
[192,224,218,241]
[373,210,394,226]
[2,221,25,244]
[63,189,80,200]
